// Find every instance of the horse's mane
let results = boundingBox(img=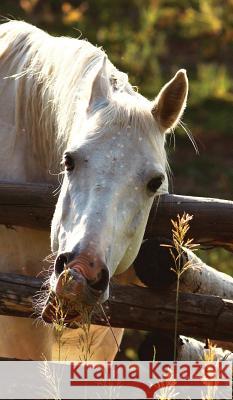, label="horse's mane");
[0,20,164,171]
